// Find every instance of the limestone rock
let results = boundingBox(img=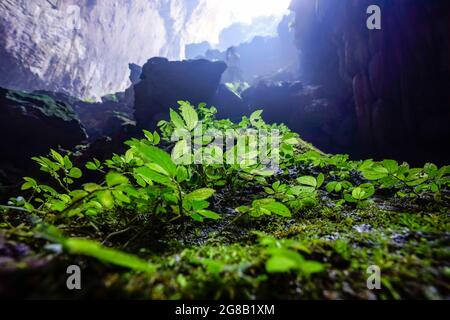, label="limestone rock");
[134,57,226,130]
[0,87,87,171]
